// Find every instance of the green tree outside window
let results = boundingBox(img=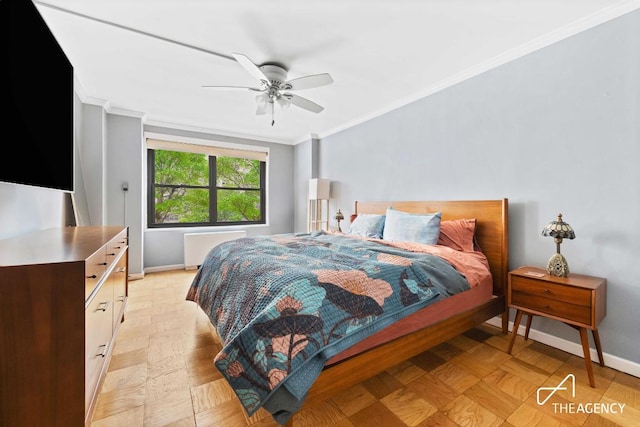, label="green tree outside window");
[149,149,265,227]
